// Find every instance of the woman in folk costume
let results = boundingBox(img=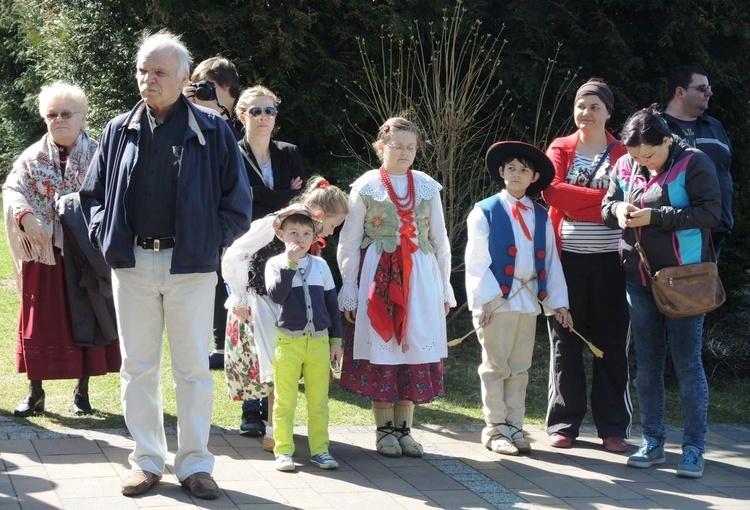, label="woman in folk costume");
[3,82,120,417]
[337,116,455,458]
